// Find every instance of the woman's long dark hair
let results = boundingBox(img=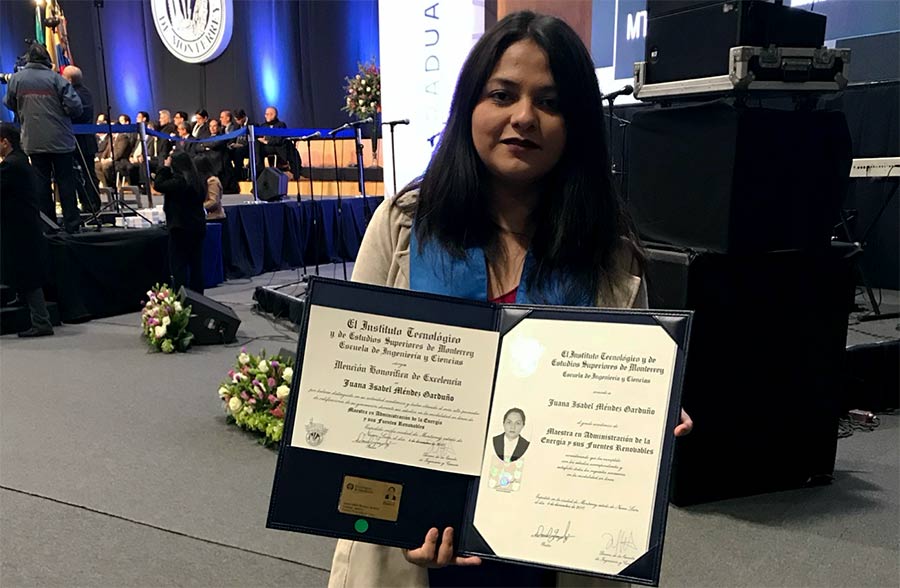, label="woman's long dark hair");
[399,11,639,303]
[193,155,214,187]
[170,151,206,201]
